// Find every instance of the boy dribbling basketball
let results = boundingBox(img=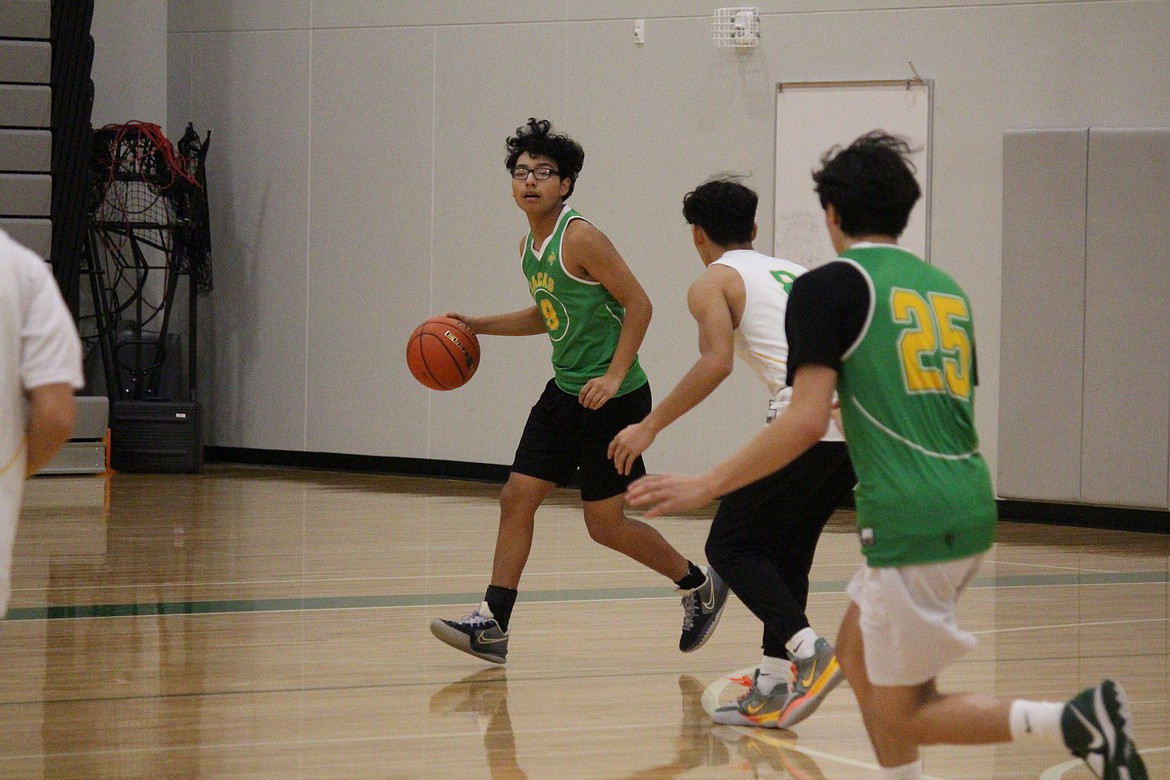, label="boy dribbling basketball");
[430,118,728,664]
